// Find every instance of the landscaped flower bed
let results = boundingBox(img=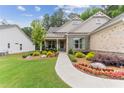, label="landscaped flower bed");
[69,49,124,80]
[74,62,124,79]
[91,54,124,67]
[22,50,59,60]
